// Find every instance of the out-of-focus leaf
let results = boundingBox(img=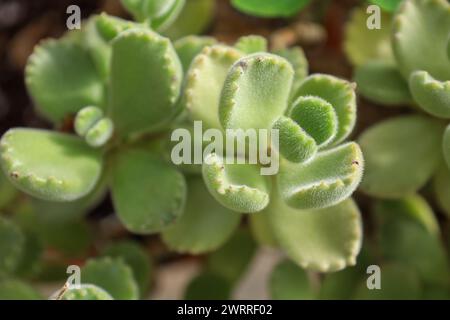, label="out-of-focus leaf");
[185,272,231,300]
[231,0,312,17]
[270,259,315,300]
